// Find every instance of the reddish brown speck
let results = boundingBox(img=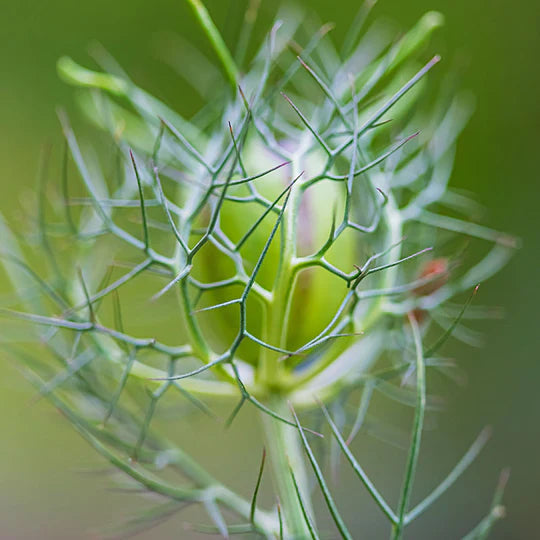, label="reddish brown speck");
[413,258,449,297]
